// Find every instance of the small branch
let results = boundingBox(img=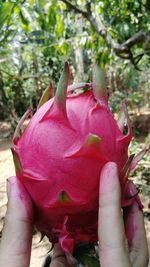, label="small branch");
[21,75,39,80]
[32,49,43,100]
[85,2,91,13]
[0,69,39,80]
[0,69,16,78]
[60,0,87,17]
[114,31,149,54]
[123,31,147,48]
[133,50,150,65]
